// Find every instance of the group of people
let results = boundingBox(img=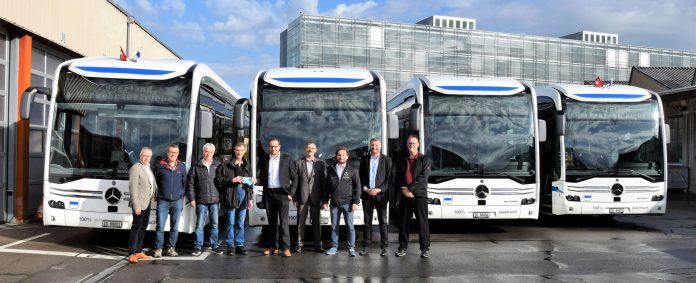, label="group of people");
[125,135,432,263]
